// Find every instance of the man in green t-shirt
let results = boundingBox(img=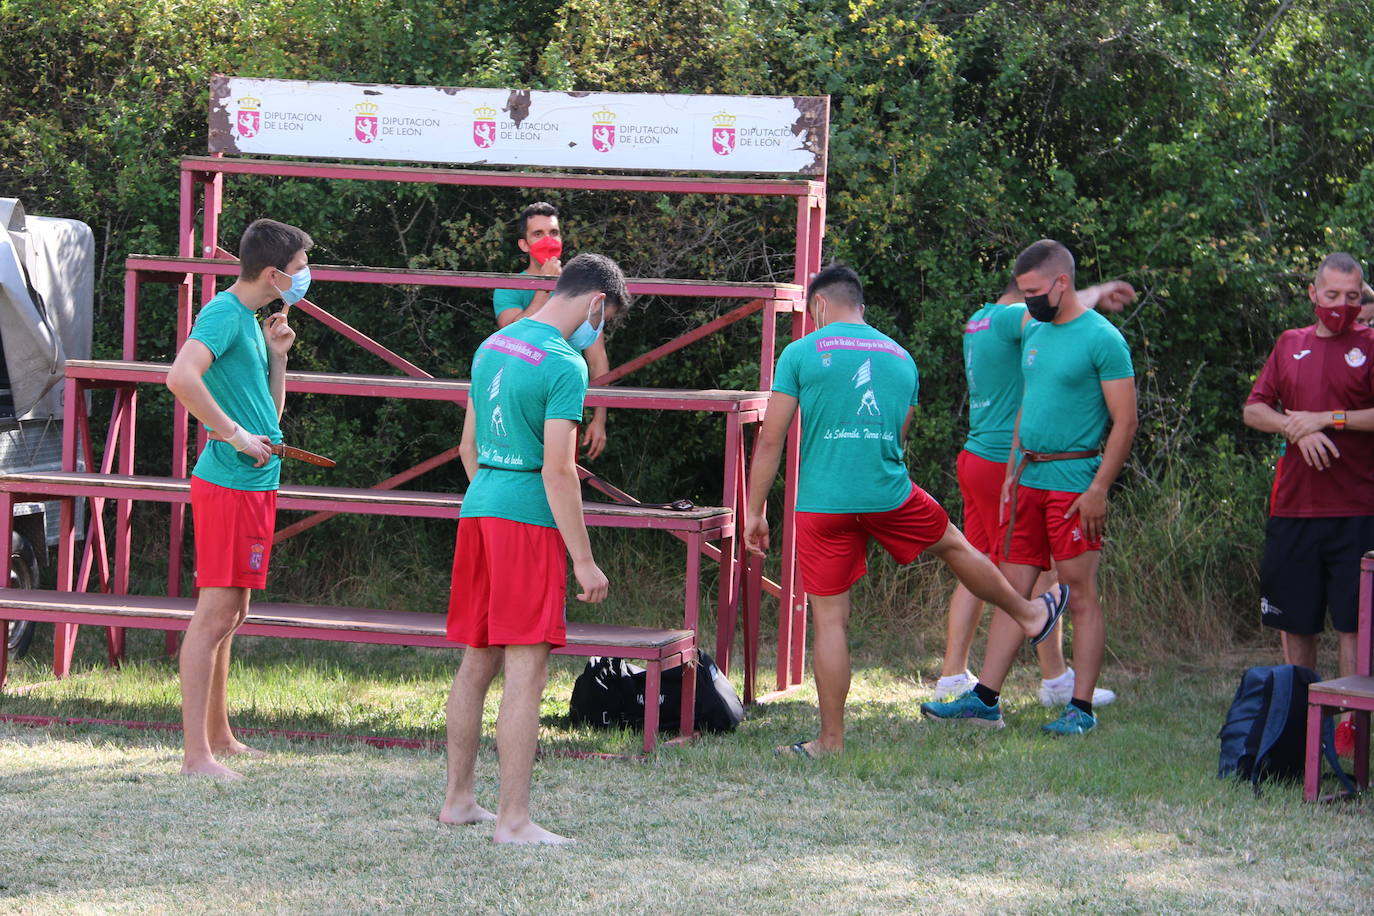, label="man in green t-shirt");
[923,239,1137,735]
[441,254,628,844]
[492,202,610,459]
[167,218,311,780]
[745,264,1069,758]
[935,277,1133,707]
